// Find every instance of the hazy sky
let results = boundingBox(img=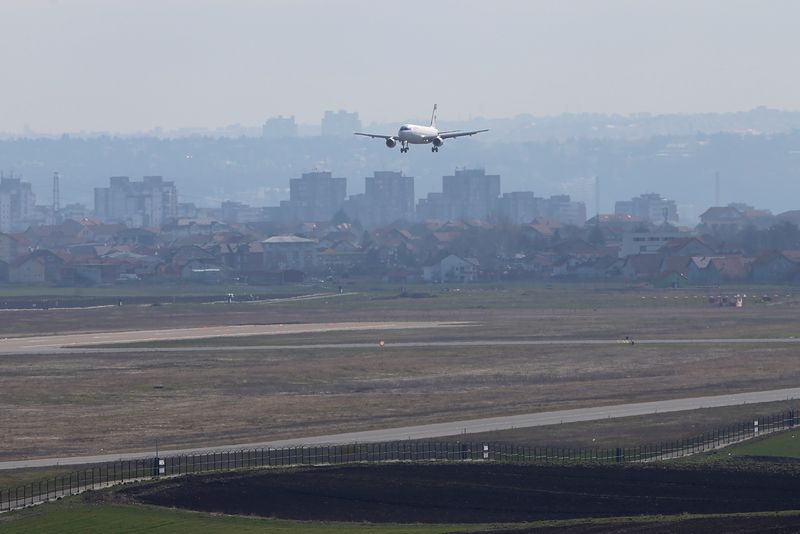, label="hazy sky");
[1,0,799,133]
